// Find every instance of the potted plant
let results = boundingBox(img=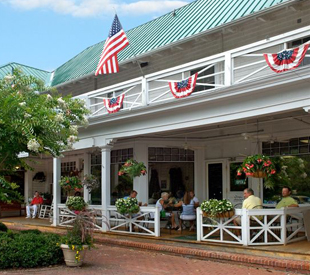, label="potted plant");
[82,174,100,194]
[60,212,95,267]
[66,196,87,213]
[115,197,140,215]
[237,154,276,178]
[59,176,83,193]
[118,159,147,179]
[200,199,234,218]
